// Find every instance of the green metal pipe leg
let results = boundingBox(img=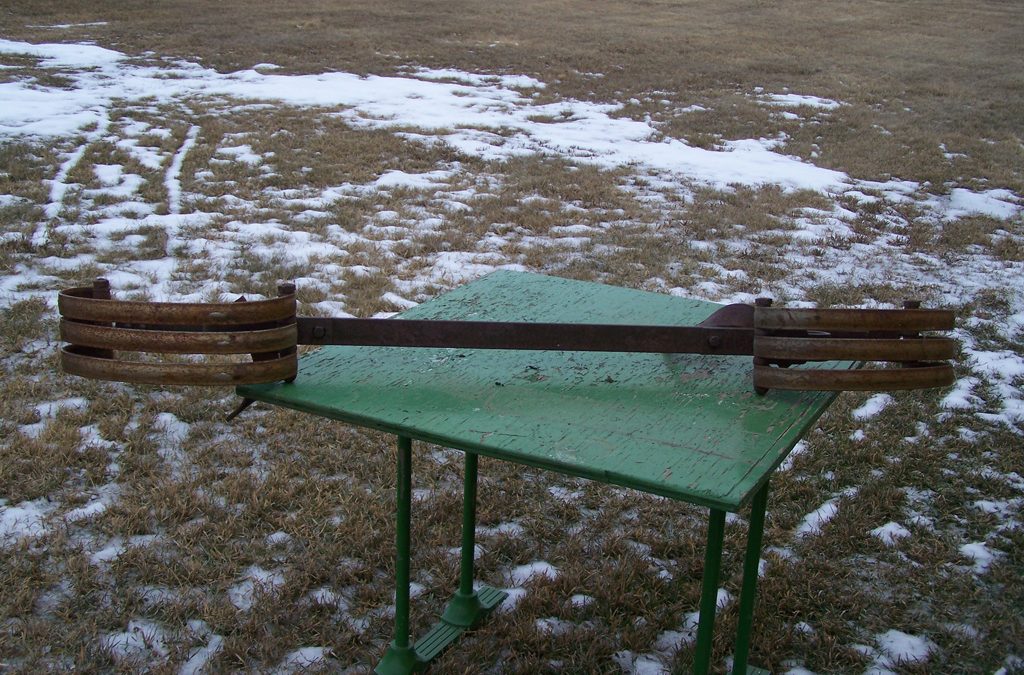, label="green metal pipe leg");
[378,447,505,672]
[732,481,769,674]
[394,435,413,647]
[458,452,479,596]
[692,508,727,674]
[376,436,419,674]
[442,452,485,627]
